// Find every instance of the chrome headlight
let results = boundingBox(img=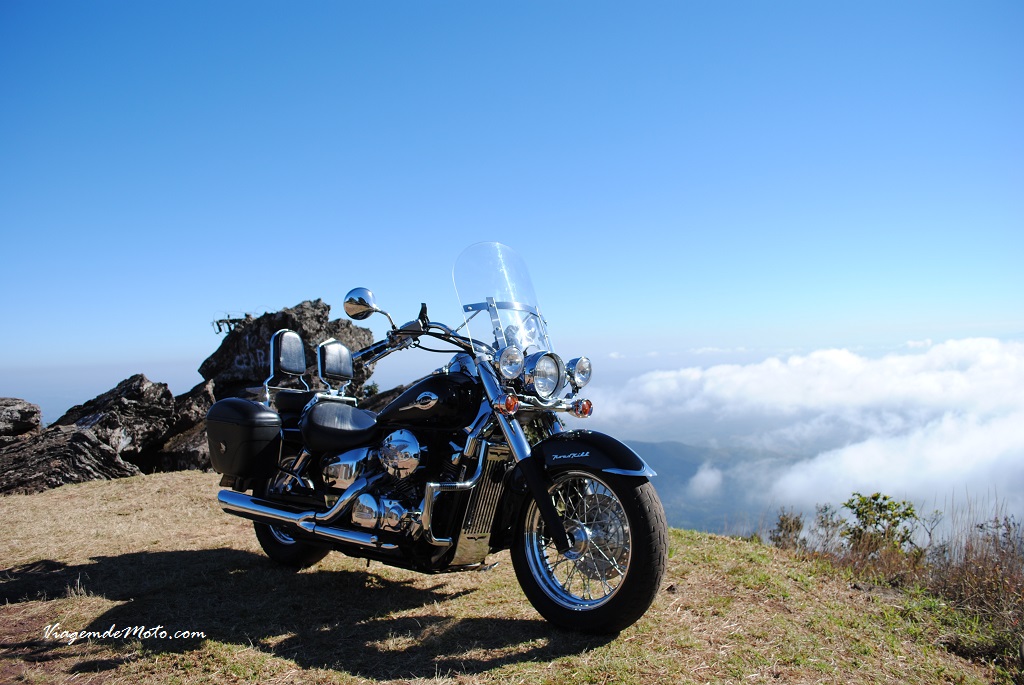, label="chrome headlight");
[566,356,592,389]
[498,346,525,379]
[523,352,565,400]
